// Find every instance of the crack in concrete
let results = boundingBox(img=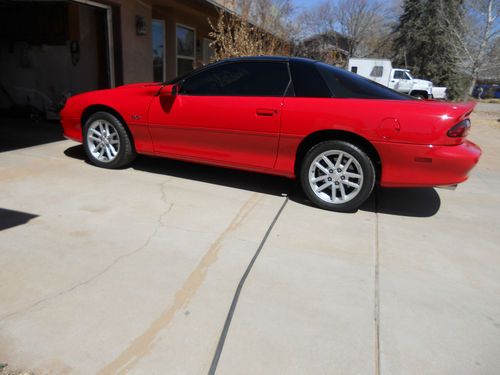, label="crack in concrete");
[97,193,261,375]
[0,179,174,323]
